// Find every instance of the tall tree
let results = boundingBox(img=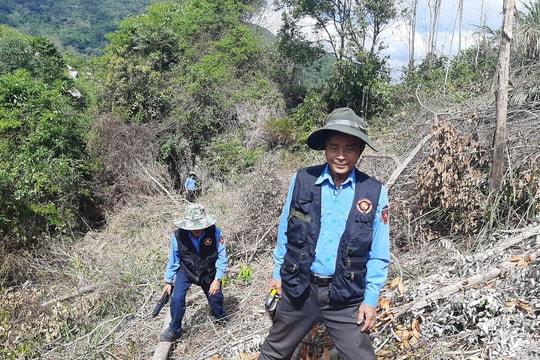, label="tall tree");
[408,0,419,70]
[457,0,463,59]
[276,0,396,62]
[490,0,515,191]
[275,0,395,117]
[427,0,441,69]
